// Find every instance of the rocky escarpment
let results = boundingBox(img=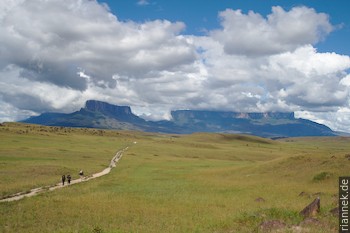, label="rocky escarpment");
[22,100,336,137]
